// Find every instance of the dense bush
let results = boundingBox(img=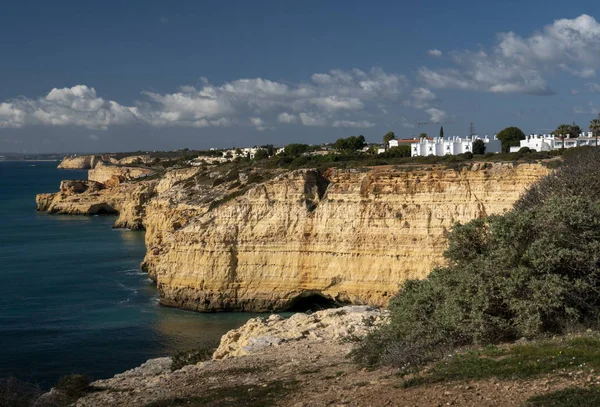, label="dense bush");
[353,147,600,367]
[171,345,215,371]
[380,145,411,158]
[516,146,600,210]
[333,135,366,152]
[0,377,41,407]
[55,374,91,399]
